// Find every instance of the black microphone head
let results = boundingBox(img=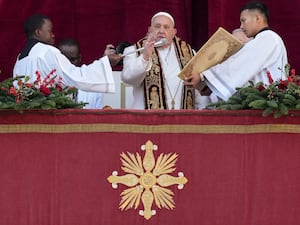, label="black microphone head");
[116,41,132,54]
[115,41,133,66]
